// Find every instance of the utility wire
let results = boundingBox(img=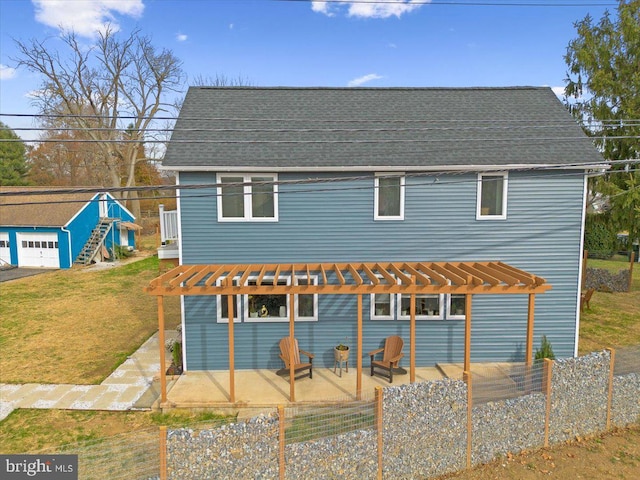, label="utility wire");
[1,164,638,207]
